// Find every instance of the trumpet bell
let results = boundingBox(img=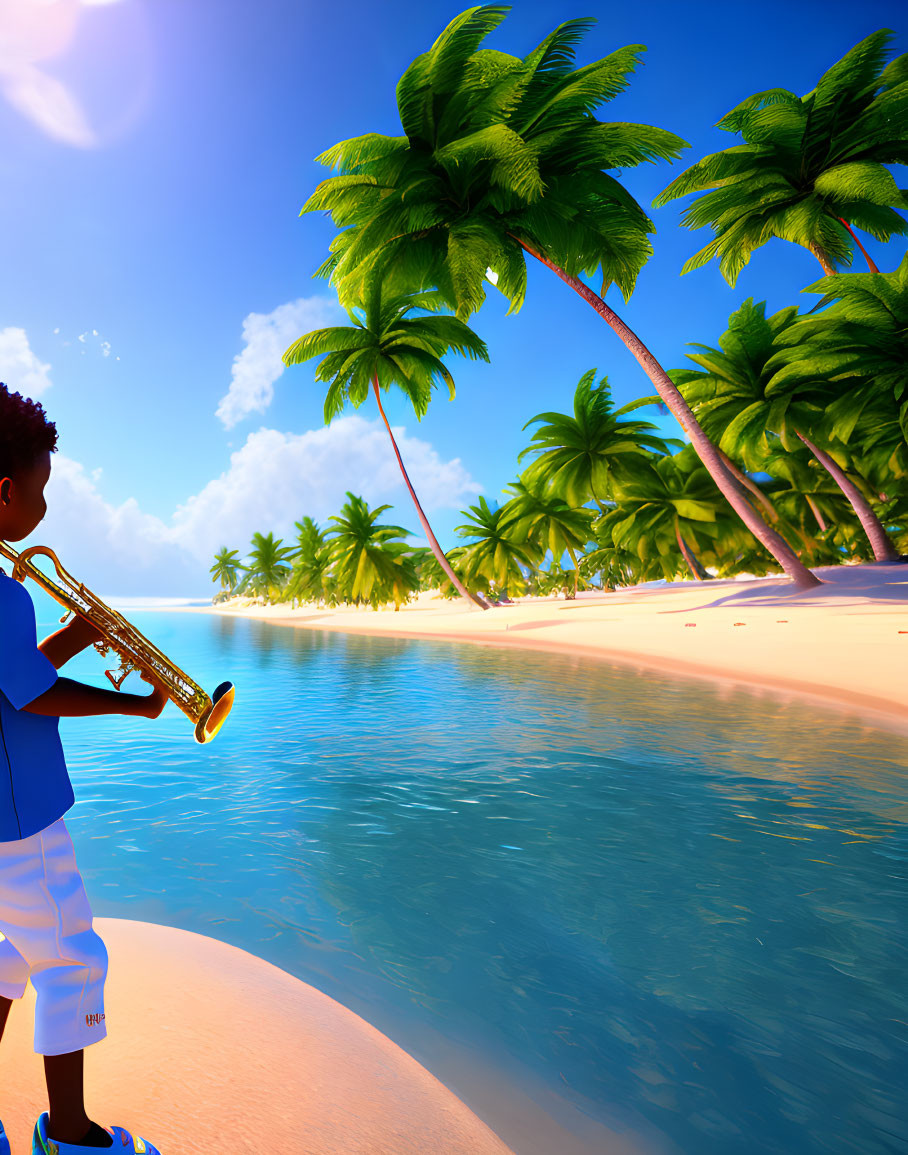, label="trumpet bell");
[195,681,235,744]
